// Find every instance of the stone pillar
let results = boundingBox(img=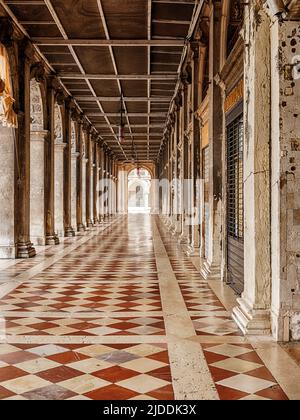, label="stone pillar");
[0,125,16,258]
[93,141,99,225]
[270,16,300,341]
[82,154,87,230]
[71,151,79,232]
[232,4,272,335]
[54,142,66,238]
[192,42,201,252]
[30,130,48,245]
[64,103,75,237]
[104,151,109,219]
[98,148,104,221]
[76,122,85,232]
[15,47,36,258]
[45,81,59,245]
[85,129,93,228]
[205,1,223,273]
